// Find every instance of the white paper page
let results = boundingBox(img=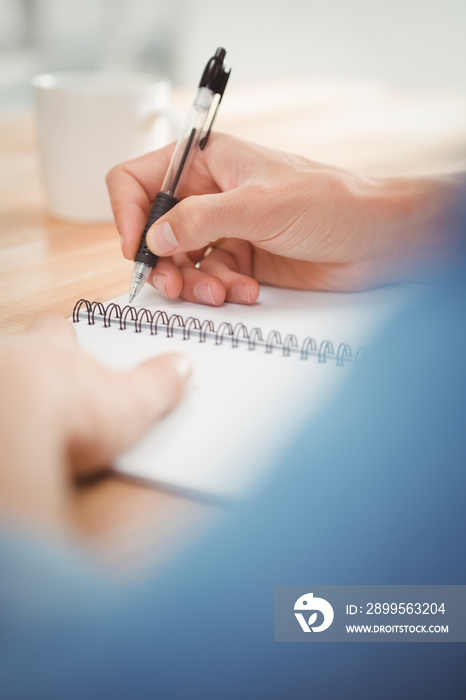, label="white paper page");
[72,284,413,500]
